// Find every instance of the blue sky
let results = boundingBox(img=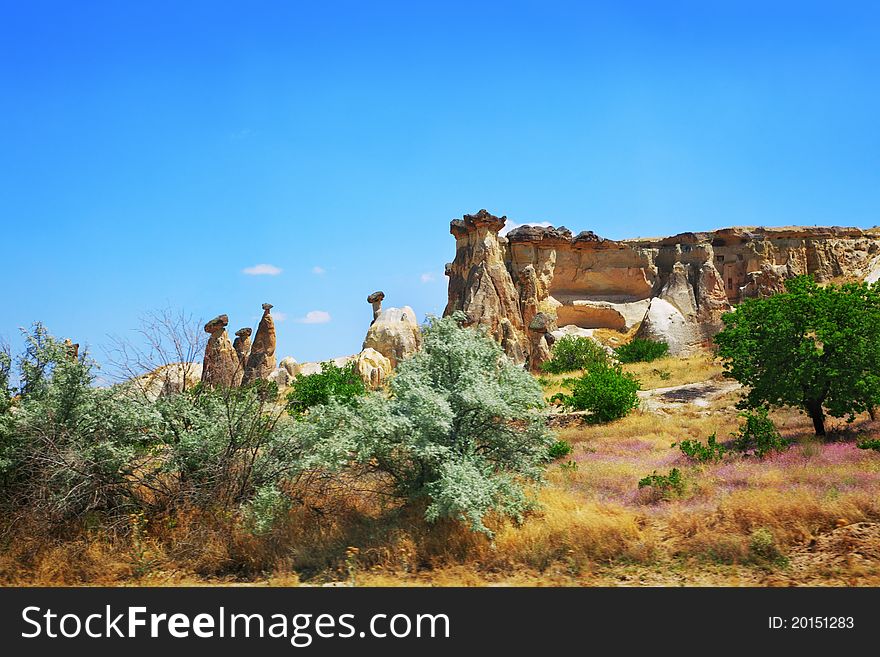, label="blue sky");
[2,1,879,365]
